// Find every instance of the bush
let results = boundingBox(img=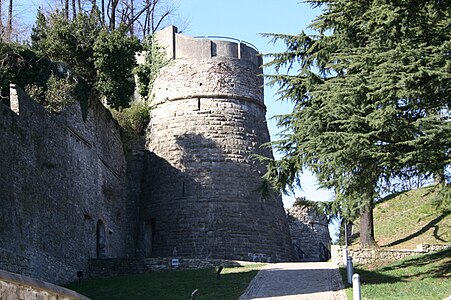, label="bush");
[111,101,150,139]
[26,74,77,113]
